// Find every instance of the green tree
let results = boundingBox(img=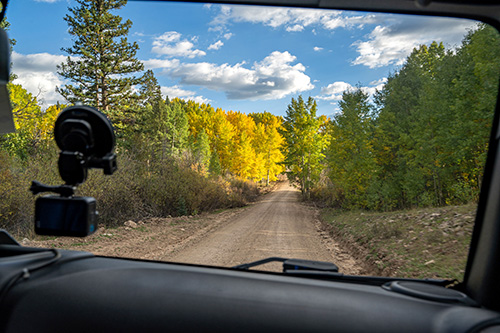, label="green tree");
[373,42,449,207]
[282,96,328,199]
[191,129,211,173]
[446,24,500,201]
[370,26,498,208]
[328,88,376,208]
[165,99,189,156]
[139,70,162,107]
[57,0,144,130]
[209,152,222,176]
